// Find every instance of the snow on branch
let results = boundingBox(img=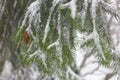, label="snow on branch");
[80,23,106,61]
[60,0,77,19]
[42,0,60,43]
[17,0,41,40]
[26,0,41,39]
[47,13,61,49]
[0,0,6,20]
[91,0,97,19]
[93,25,106,61]
[27,41,36,53]
[91,0,106,61]
[80,32,94,45]
[29,48,47,68]
[55,13,62,62]
[23,0,41,28]
[47,40,59,49]
[47,13,63,63]
[79,0,106,61]
[81,0,89,26]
